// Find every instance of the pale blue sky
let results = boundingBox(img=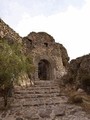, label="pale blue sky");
[0,0,85,27]
[0,0,90,60]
